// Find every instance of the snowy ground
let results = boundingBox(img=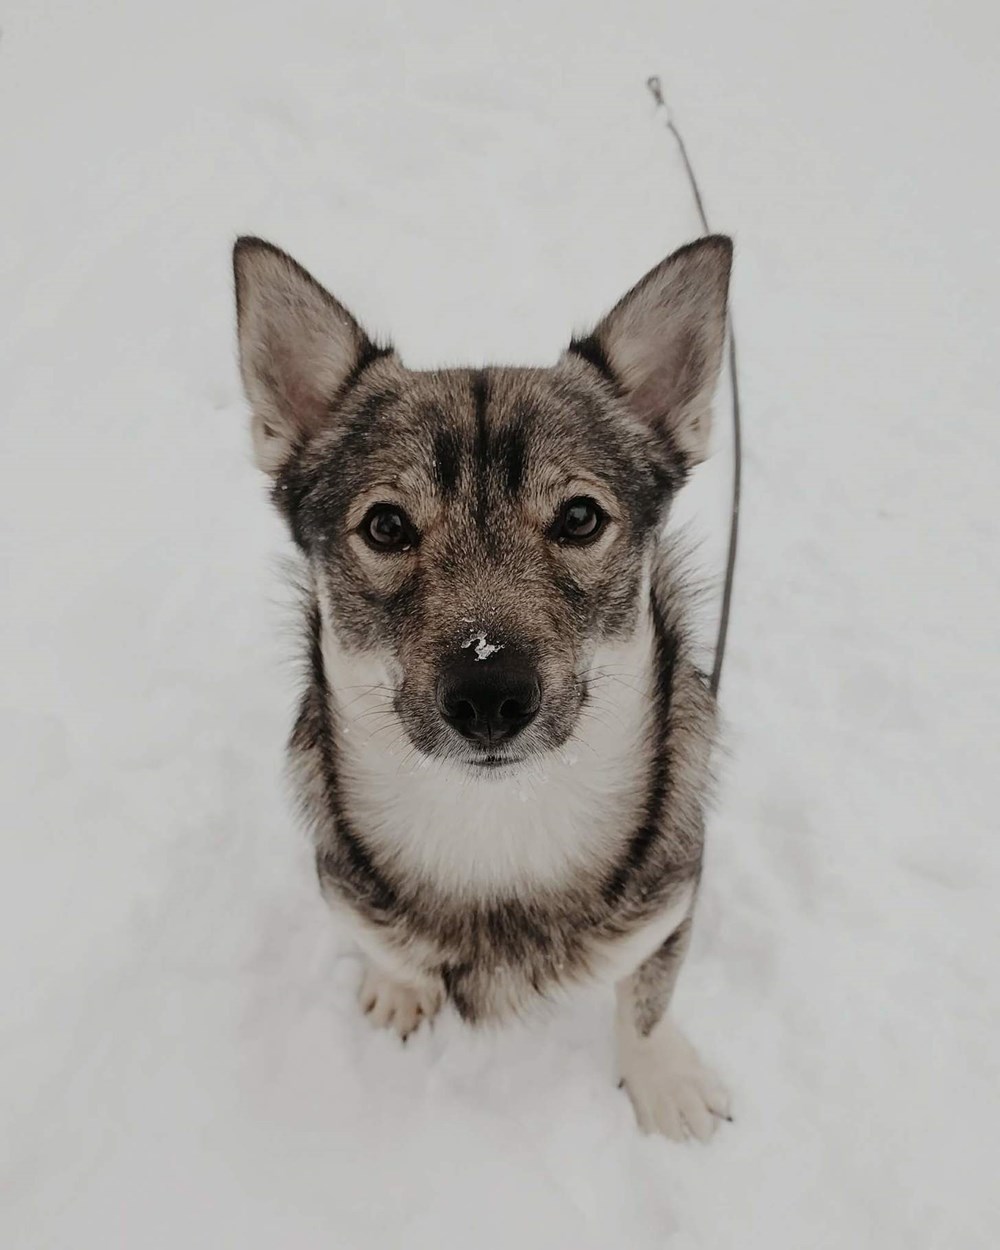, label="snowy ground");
[2,2,998,1247]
